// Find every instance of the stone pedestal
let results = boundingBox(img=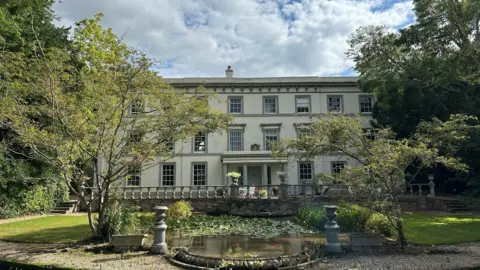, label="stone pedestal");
[279,183,289,200]
[151,206,168,254]
[324,205,342,253]
[230,179,239,198]
[428,174,435,197]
